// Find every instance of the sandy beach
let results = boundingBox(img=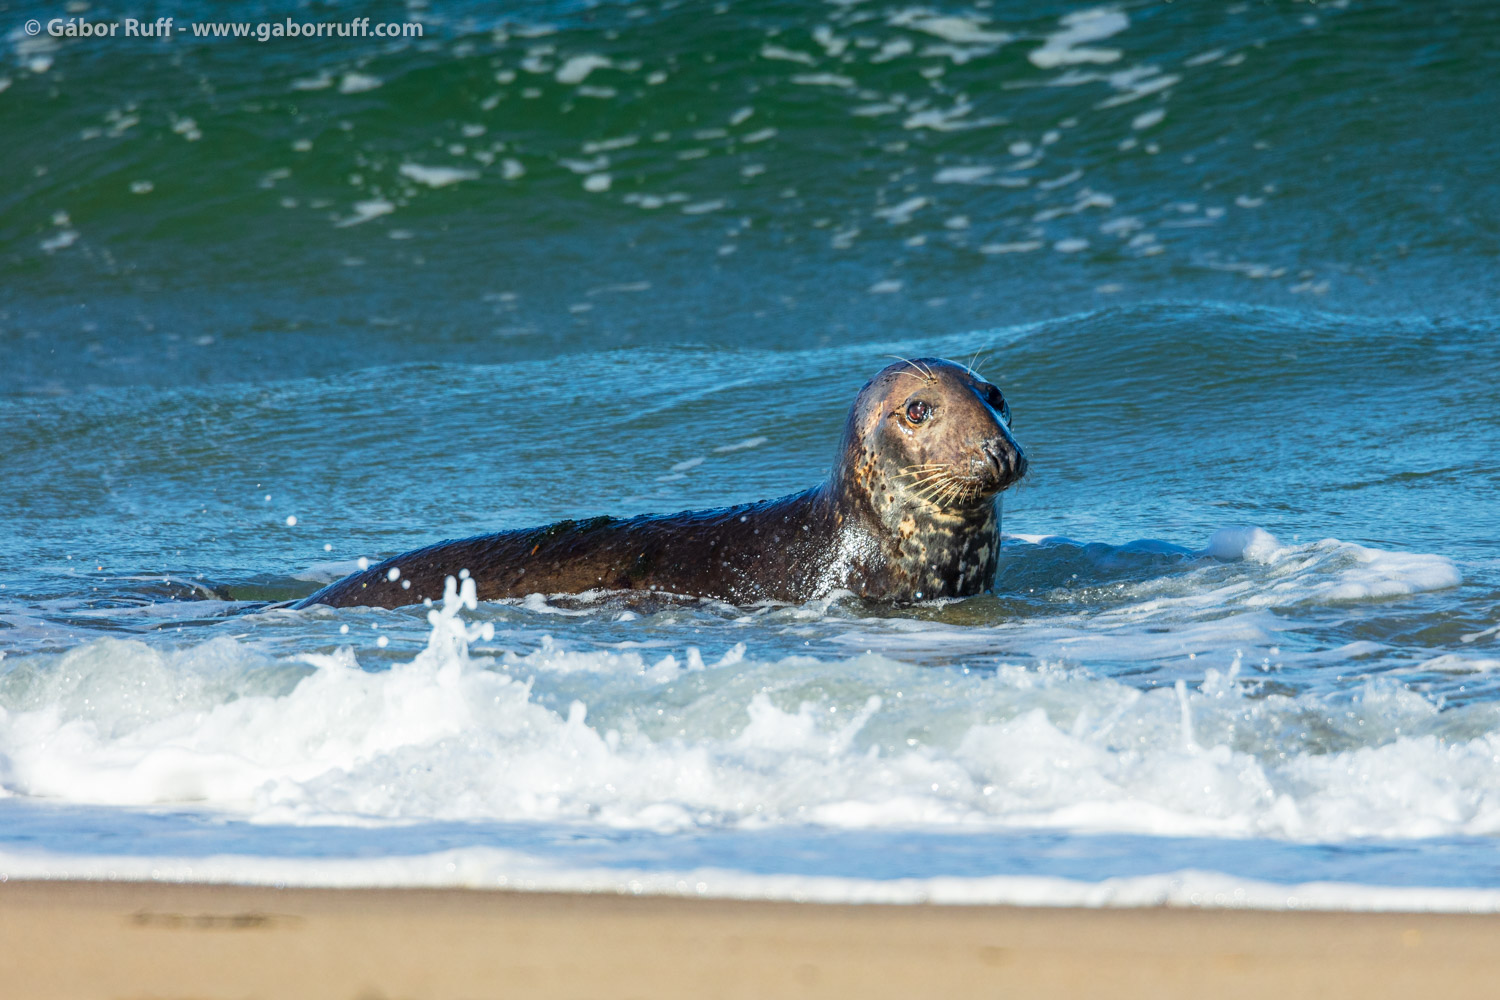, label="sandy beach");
[2,880,1498,999]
